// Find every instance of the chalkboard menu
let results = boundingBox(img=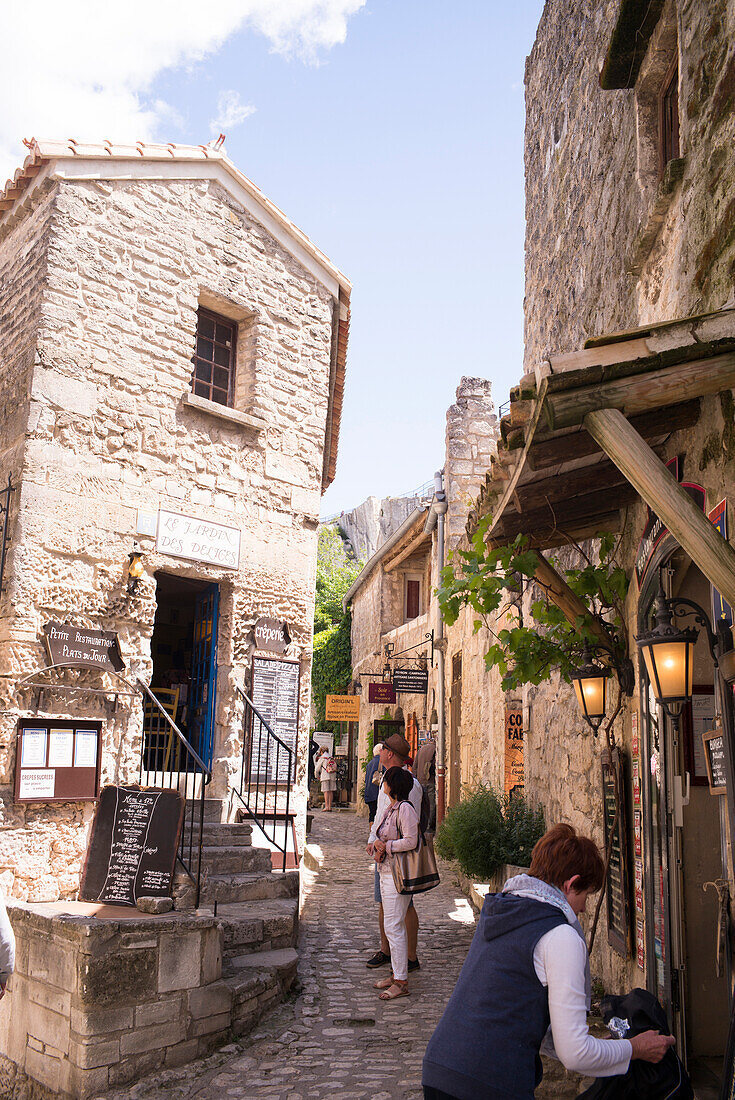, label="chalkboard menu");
[703,728,727,795]
[602,748,632,957]
[79,786,184,906]
[249,656,300,783]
